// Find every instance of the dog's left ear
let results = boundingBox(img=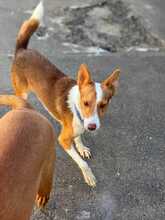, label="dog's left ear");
[101,68,120,95]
